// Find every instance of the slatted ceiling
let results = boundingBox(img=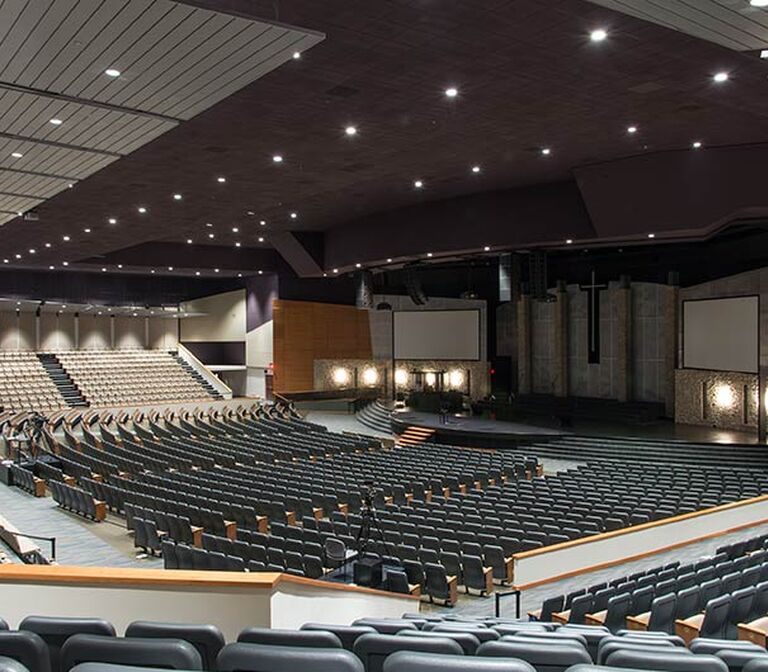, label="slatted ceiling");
[0,213,17,226]
[586,0,768,52]
[0,194,42,214]
[0,169,71,199]
[0,139,115,180]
